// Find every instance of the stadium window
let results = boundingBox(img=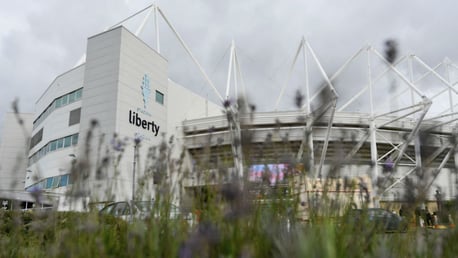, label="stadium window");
[30,128,43,149]
[50,141,57,151]
[155,90,164,105]
[57,138,64,149]
[64,136,72,147]
[46,178,53,189]
[55,98,62,108]
[68,108,81,126]
[52,176,60,188]
[61,95,68,106]
[72,134,79,145]
[68,91,76,103]
[60,174,69,187]
[75,88,82,99]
